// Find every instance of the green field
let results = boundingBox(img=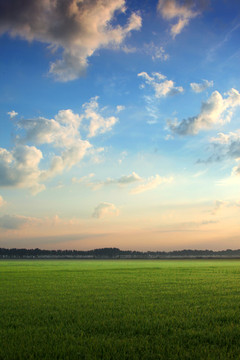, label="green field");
[1,260,240,360]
